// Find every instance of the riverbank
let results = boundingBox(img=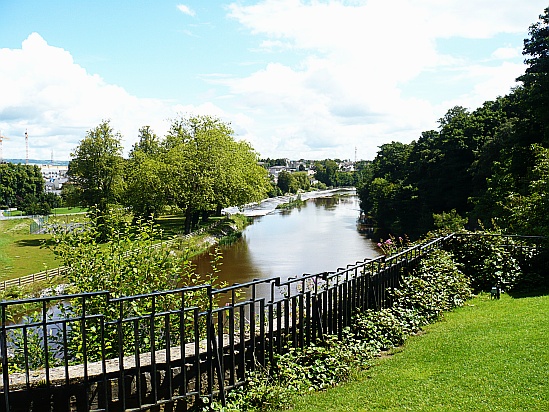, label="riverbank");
[0,214,251,301]
[1,189,353,290]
